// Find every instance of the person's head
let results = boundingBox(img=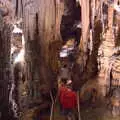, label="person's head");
[66,80,72,89]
